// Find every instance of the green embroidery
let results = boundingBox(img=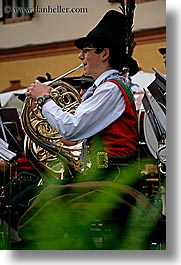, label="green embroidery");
[108,78,137,114]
